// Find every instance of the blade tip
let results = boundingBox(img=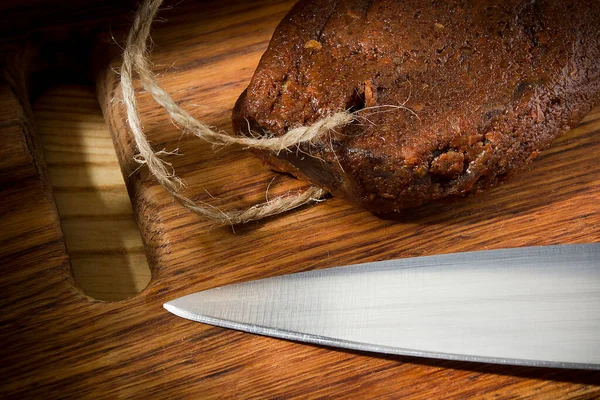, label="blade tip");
[163,300,177,314]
